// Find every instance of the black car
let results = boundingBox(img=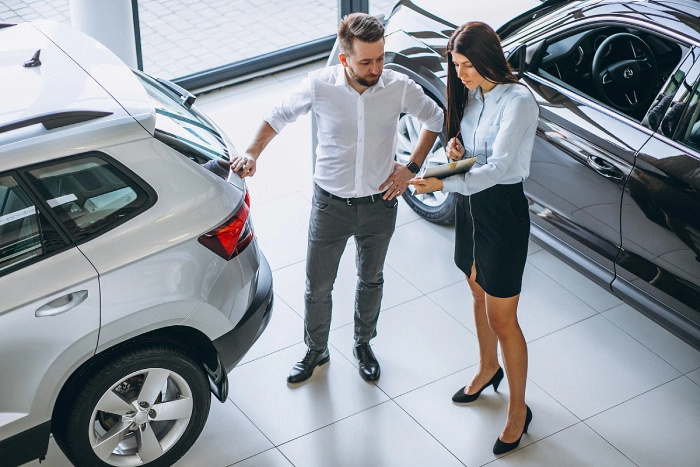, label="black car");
[381,0,700,349]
